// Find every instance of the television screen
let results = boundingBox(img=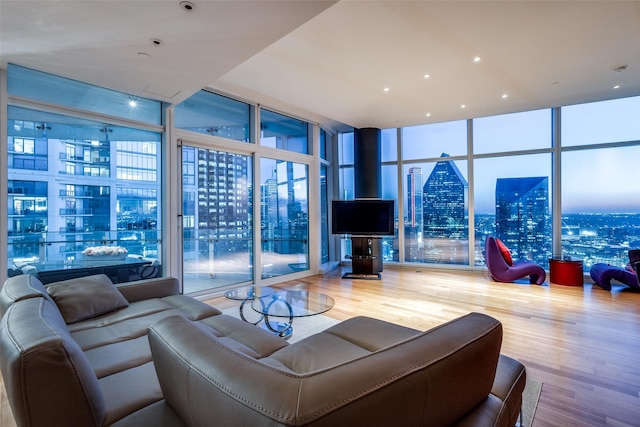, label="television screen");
[331,199,395,235]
